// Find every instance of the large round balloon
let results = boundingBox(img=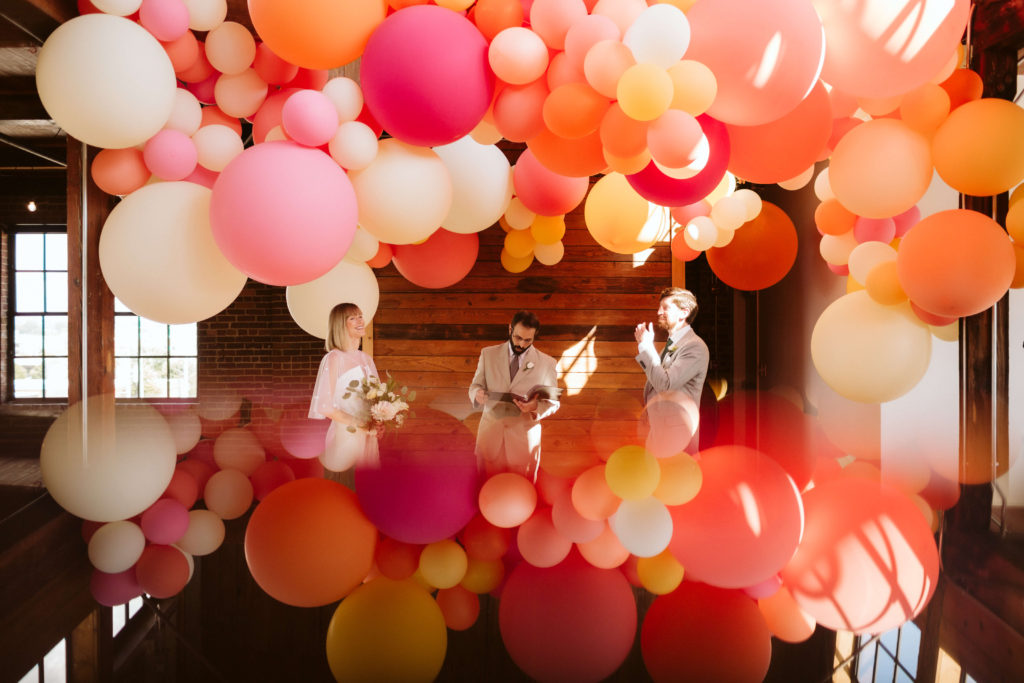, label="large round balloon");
[285,259,379,339]
[781,477,939,634]
[36,14,176,149]
[248,0,386,70]
[361,5,495,146]
[933,98,1024,197]
[642,581,772,682]
[626,115,731,207]
[326,578,447,682]
[811,291,932,403]
[434,136,513,234]
[209,142,358,286]
[244,478,376,607]
[99,182,247,324]
[499,551,637,683]
[896,209,1016,318]
[828,118,932,219]
[813,0,970,99]
[684,0,824,126]
[584,173,670,254]
[349,139,453,245]
[41,396,176,522]
[706,201,797,291]
[669,446,804,589]
[392,229,480,289]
